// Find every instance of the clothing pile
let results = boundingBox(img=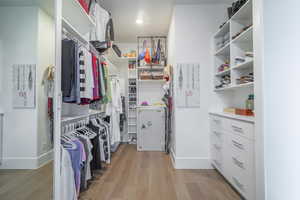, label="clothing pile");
[217,62,230,73]
[236,73,254,84]
[232,24,252,40]
[215,74,231,89]
[61,117,111,200]
[61,39,111,104]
